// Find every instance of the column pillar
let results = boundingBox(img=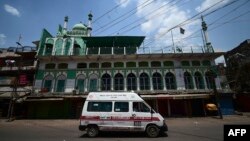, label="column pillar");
[203,75,208,89]
[150,76,153,91]
[163,75,166,91]
[84,78,88,92]
[124,77,127,91]
[98,78,101,91]
[192,75,197,90]
[137,77,140,91]
[111,77,114,91]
